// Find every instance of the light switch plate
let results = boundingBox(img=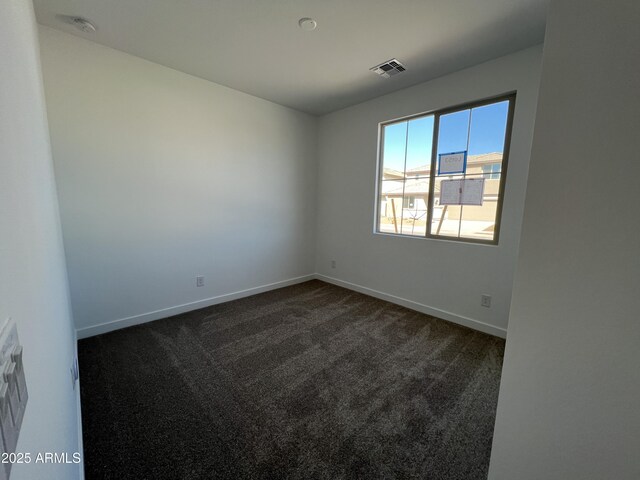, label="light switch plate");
[0,319,27,478]
[71,357,79,389]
